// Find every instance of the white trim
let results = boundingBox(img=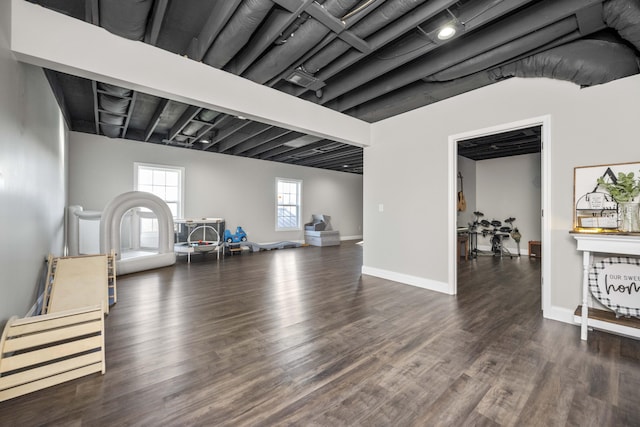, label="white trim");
[545,305,575,324]
[361,266,452,295]
[448,116,552,318]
